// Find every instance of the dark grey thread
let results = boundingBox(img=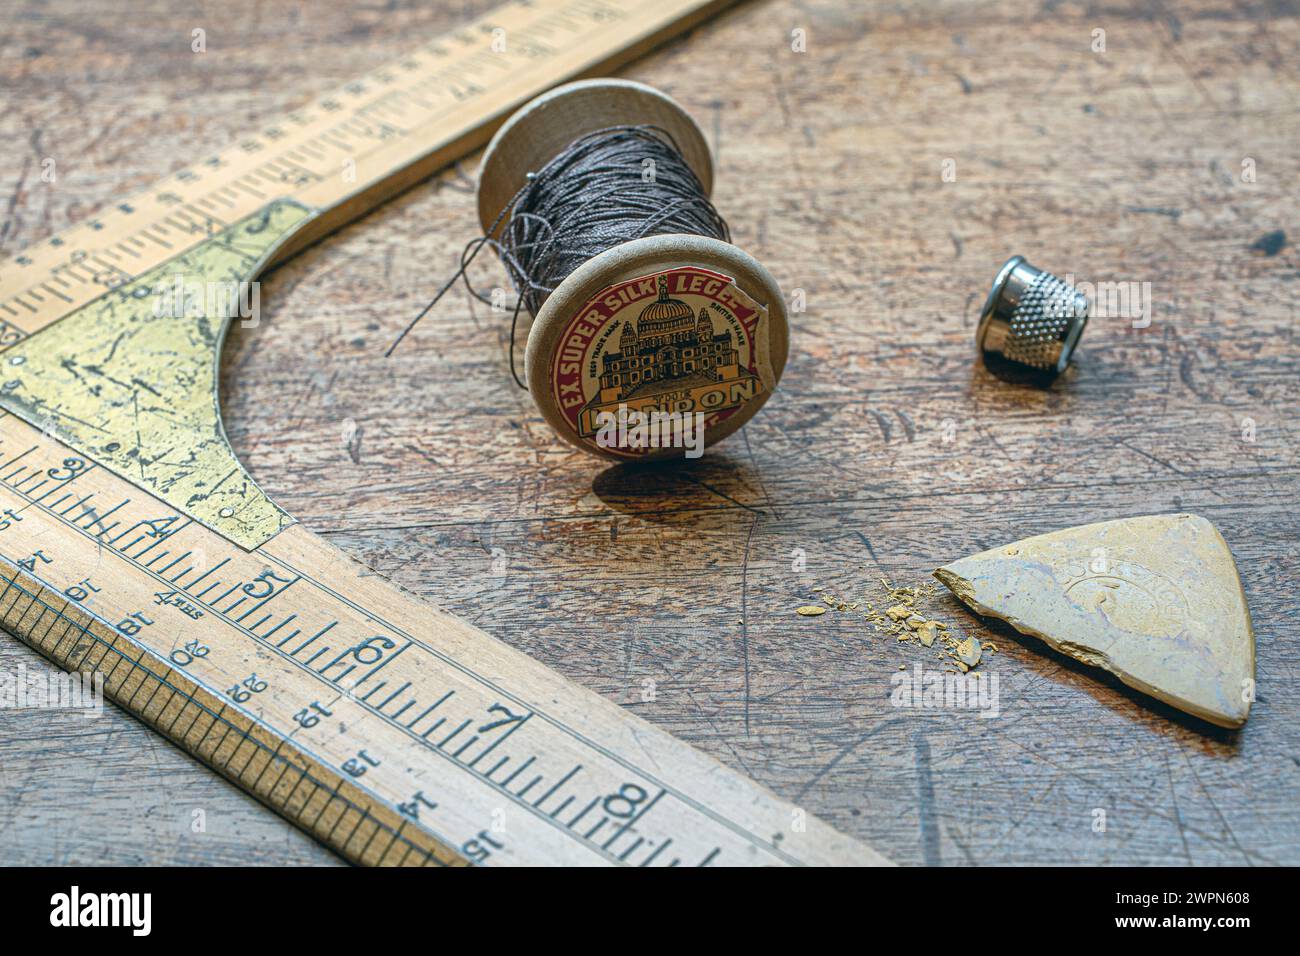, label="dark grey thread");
[386,125,729,389]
